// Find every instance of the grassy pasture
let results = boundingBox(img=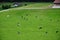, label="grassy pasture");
[0,2,60,40]
[21,2,52,8]
[0,8,60,40]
